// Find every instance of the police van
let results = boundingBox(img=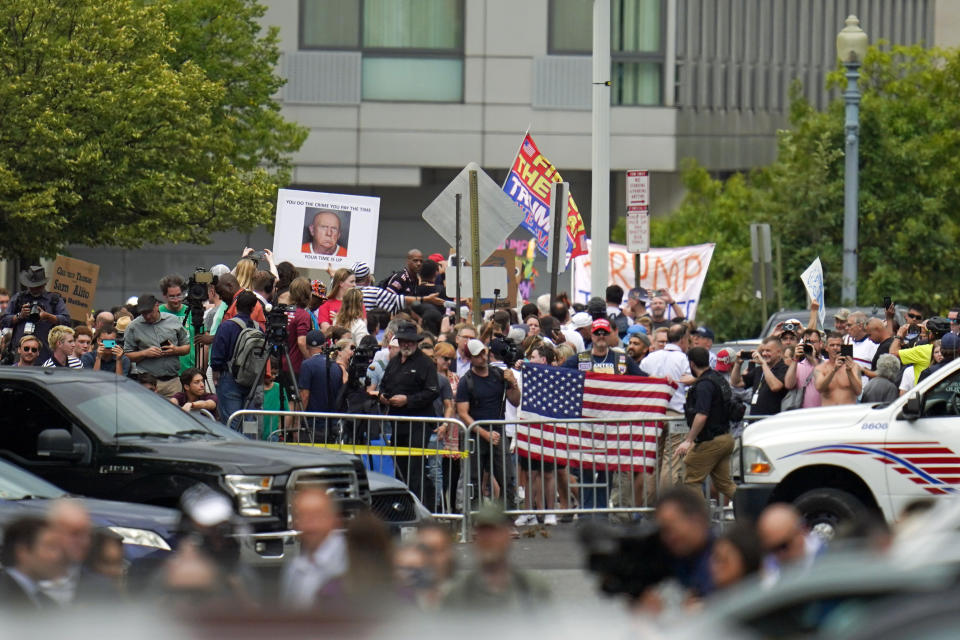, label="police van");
[734,358,960,537]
